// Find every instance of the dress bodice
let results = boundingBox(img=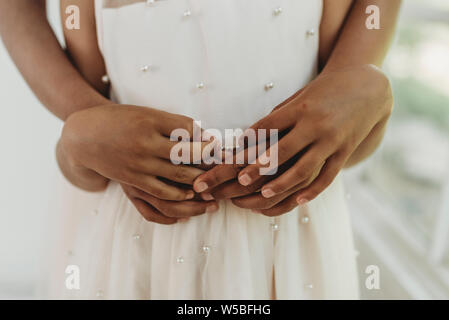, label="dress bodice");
[96,0,323,132]
[52,1,359,300]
